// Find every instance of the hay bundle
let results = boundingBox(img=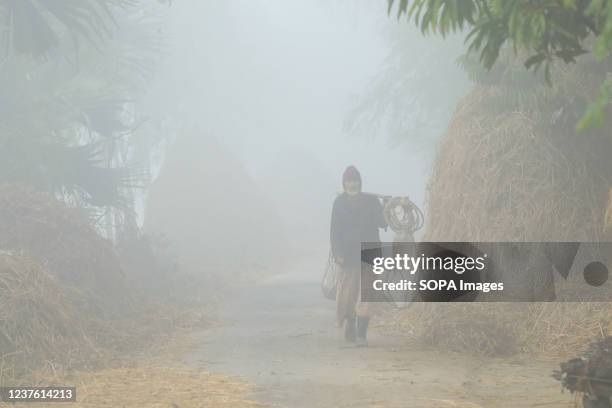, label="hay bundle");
[403,303,522,357]
[0,183,128,310]
[0,252,99,382]
[145,133,289,281]
[396,62,612,357]
[0,249,212,384]
[380,302,612,358]
[425,85,612,243]
[0,186,213,383]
